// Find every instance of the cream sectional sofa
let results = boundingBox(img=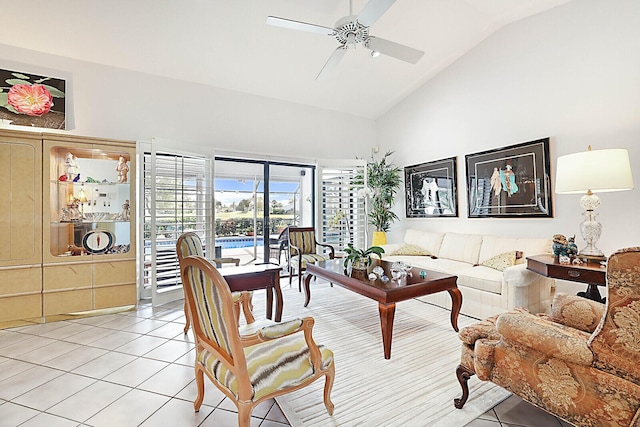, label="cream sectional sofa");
[378,229,554,319]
